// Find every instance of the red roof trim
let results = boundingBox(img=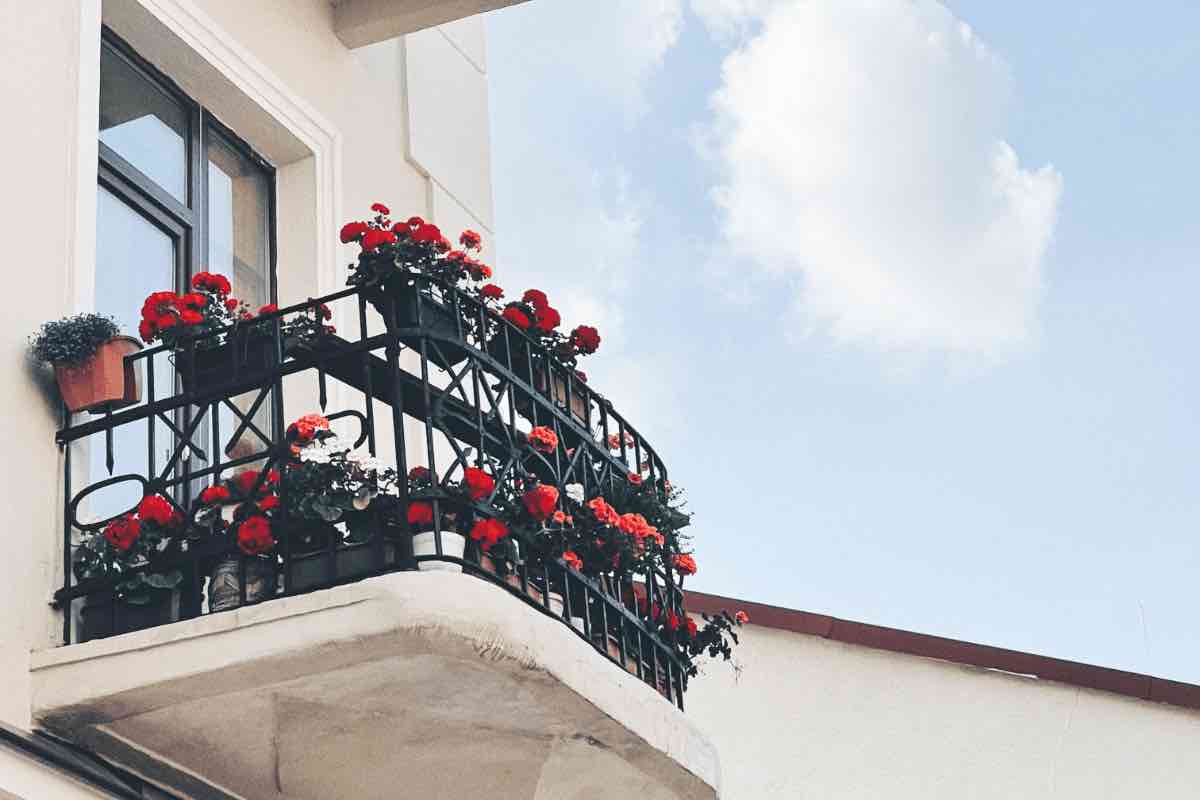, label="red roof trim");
[684,590,1200,711]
